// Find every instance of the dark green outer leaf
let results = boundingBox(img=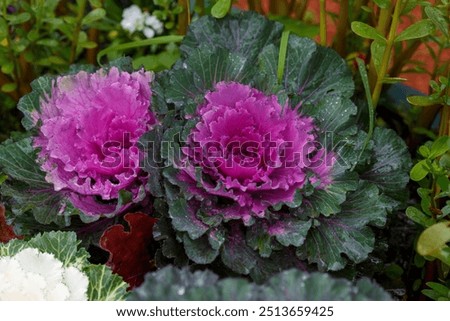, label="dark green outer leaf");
[274,218,312,247]
[0,138,73,226]
[141,127,165,198]
[259,36,354,106]
[302,95,357,135]
[180,11,283,62]
[0,138,48,187]
[166,48,255,114]
[130,266,392,300]
[169,199,209,240]
[302,181,389,271]
[183,234,219,264]
[361,127,411,205]
[153,215,190,266]
[129,266,220,301]
[220,224,259,274]
[17,76,53,131]
[303,219,374,271]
